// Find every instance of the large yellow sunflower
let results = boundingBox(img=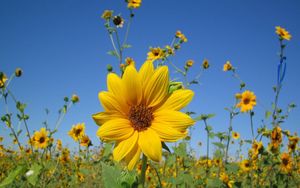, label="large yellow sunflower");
[236,90,256,112]
[93,61,194,170]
